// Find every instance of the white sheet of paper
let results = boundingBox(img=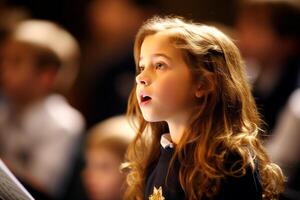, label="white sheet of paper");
[0,159,35,200]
